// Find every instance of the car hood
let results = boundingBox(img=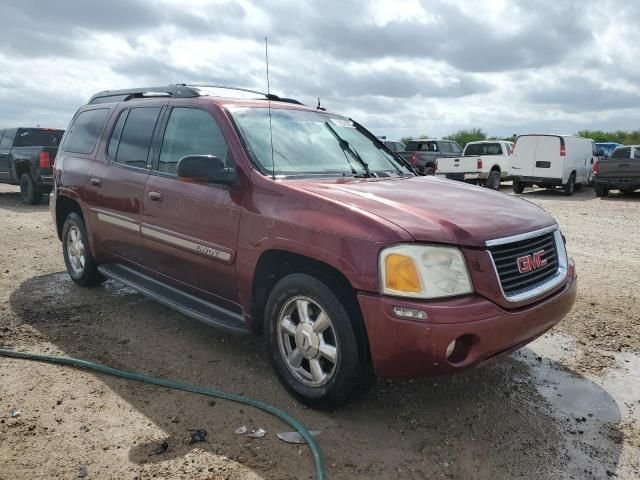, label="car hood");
[289,176,556,247]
